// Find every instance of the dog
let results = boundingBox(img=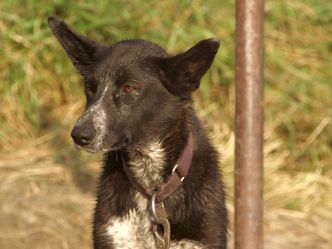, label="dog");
[48,16,227,249]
